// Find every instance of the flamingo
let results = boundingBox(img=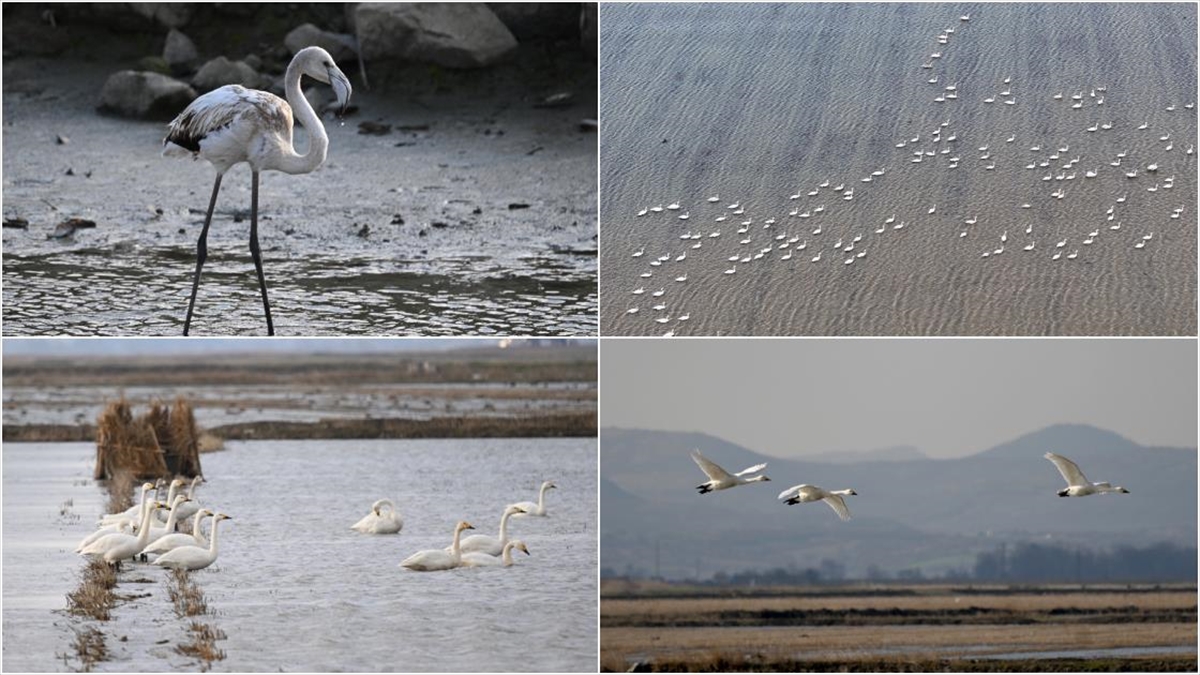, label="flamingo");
[164,46,352,336]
